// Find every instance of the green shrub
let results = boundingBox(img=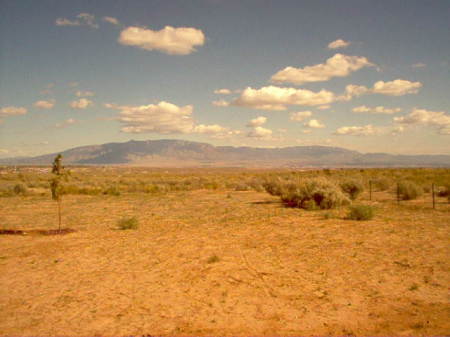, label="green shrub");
[117,216,139,230]
[340,180,364,200]
[265,177,350,210]
[398,181,422,200]
[346,205,374,220]
[13,183,28,195]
